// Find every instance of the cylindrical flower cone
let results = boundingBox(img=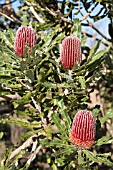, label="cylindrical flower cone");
[14,26,36,56]
[60,36,82,69]
[70,110,95,149]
